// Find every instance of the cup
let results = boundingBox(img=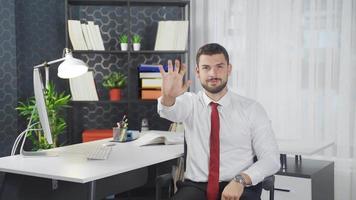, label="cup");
[119,128,127,142]
[113,127,121,141]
